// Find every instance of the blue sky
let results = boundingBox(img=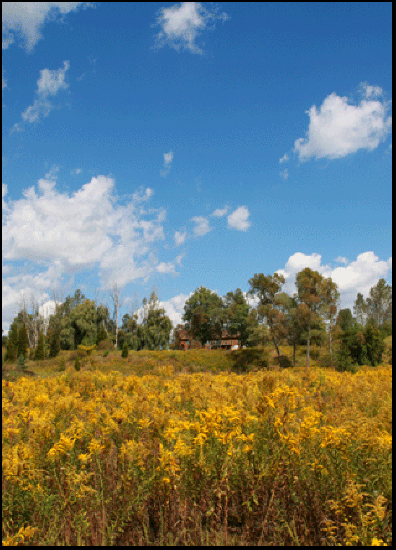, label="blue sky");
[2,2,392,333]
